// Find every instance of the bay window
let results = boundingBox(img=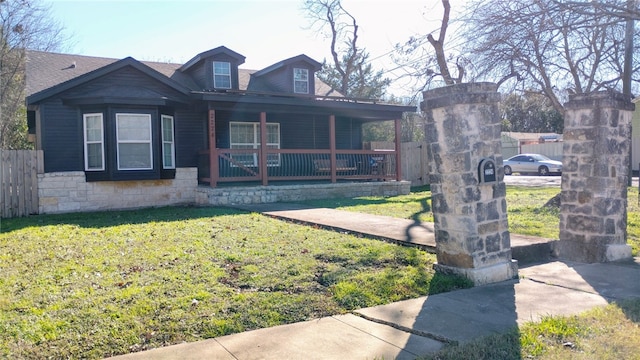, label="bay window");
[82,109,176,181]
